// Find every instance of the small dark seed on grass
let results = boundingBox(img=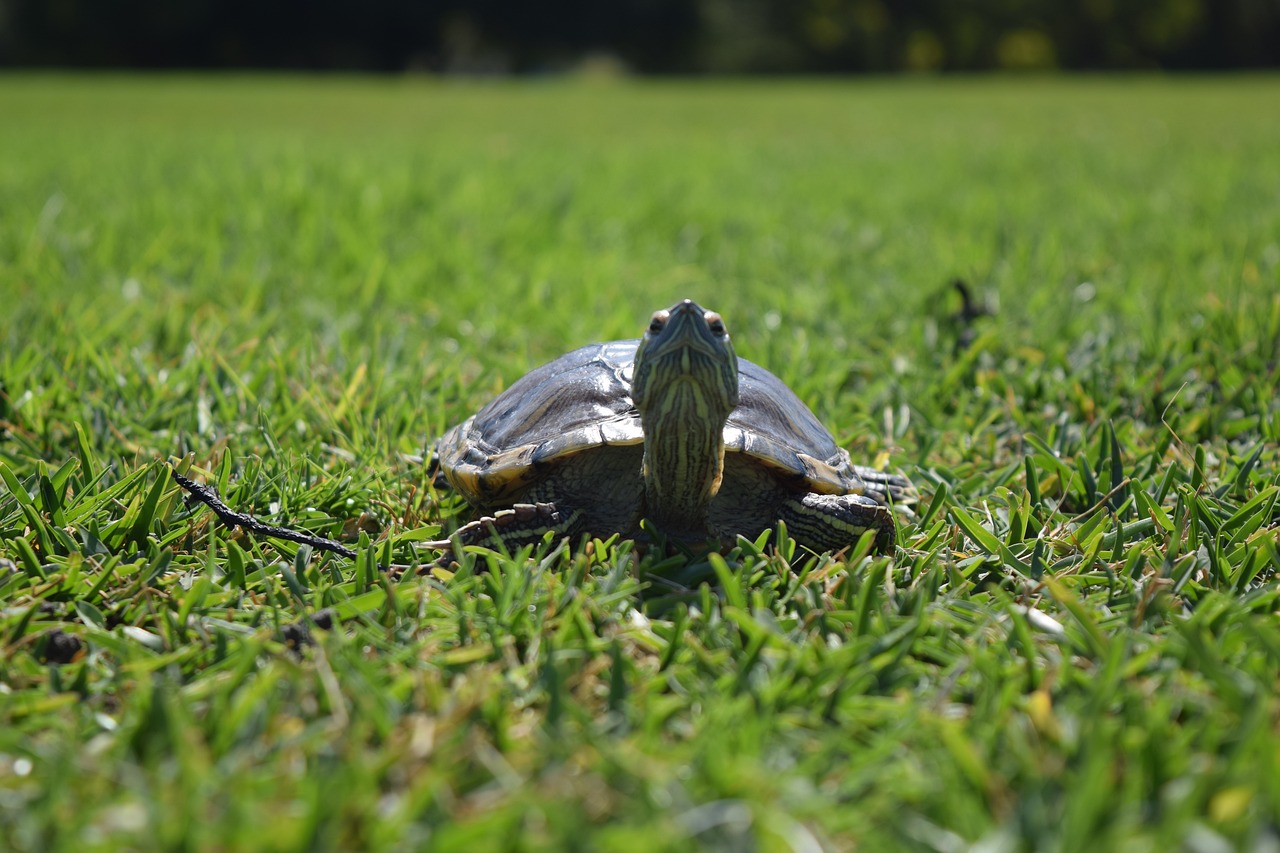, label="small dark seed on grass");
[41,629,83,665]
[282,610,336,649]
[282,621,312,649]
